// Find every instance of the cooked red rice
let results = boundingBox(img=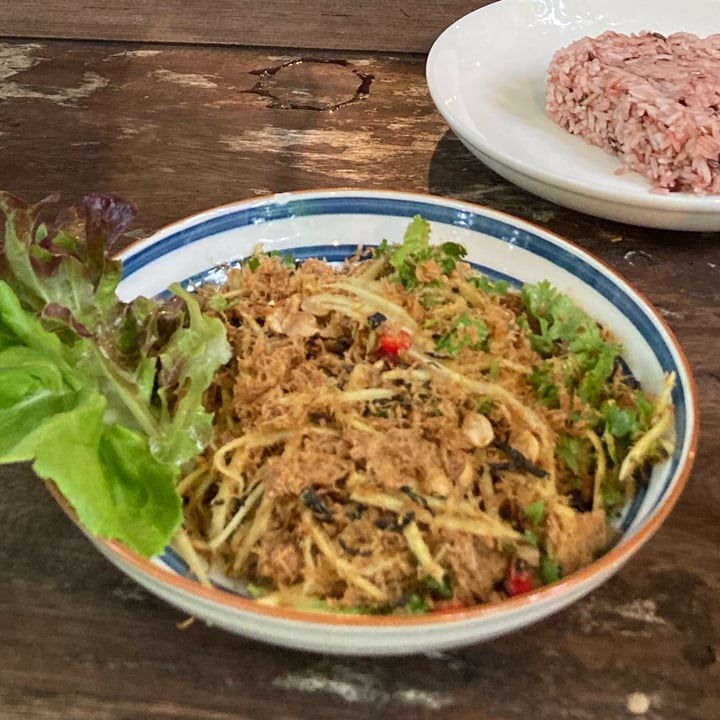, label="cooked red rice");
[546,31,720,194]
